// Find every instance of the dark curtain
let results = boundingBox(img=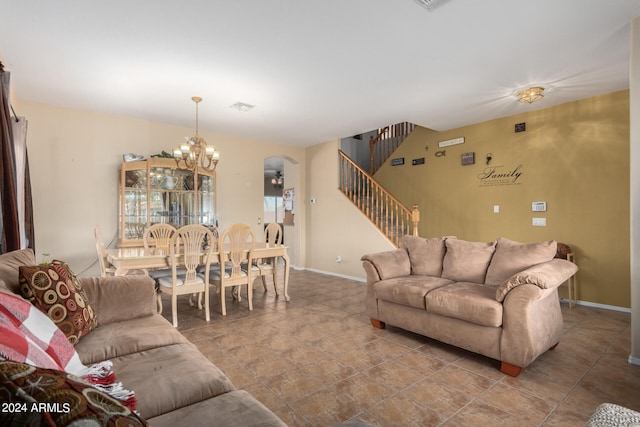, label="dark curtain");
[0,62,34,253]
